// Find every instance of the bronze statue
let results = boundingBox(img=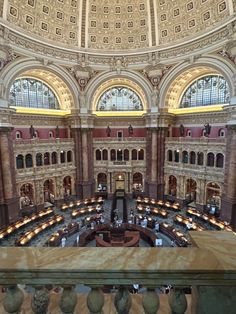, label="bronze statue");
[106,126,111,137]
[29,125,35,139]
[56,125,60,138]
[128,124,133,135]
[204,123,211,137]
[179,124,185,137]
